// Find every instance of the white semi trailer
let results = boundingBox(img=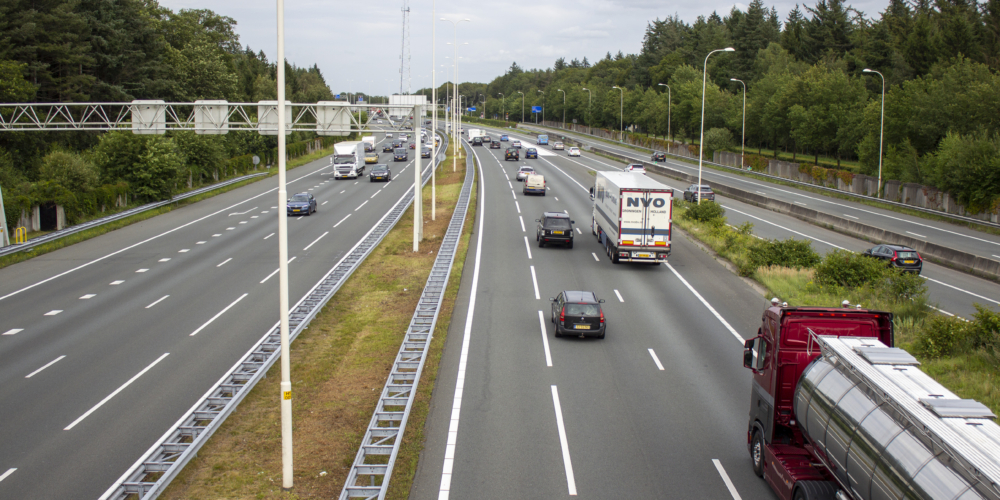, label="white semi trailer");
[590,171,672,264]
